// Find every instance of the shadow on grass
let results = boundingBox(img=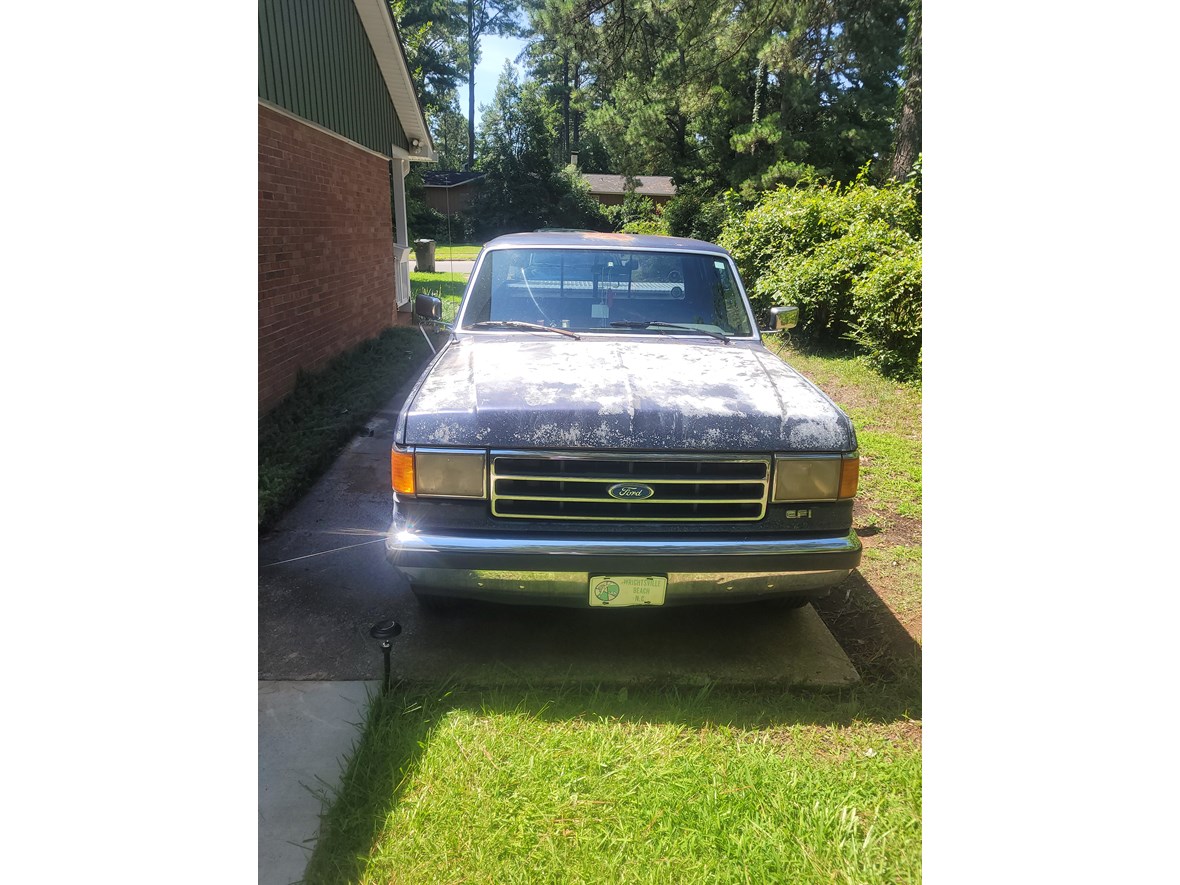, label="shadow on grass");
[303,579,921,884]
[813,570,922,691]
